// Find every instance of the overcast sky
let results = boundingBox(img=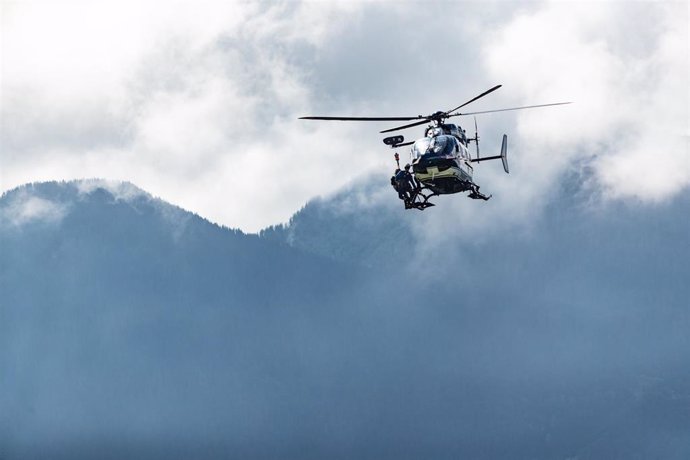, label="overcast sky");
[2,0,688,232]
